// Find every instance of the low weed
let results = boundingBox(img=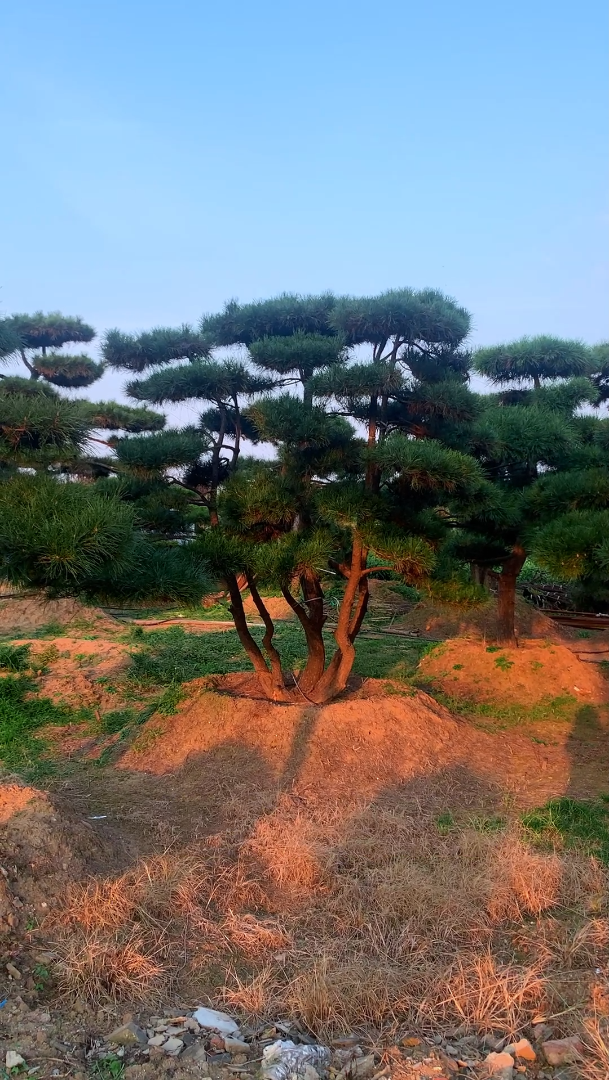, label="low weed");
[0,676,91,778]
[127,624,433,687]
[90,1056,125,1080]
[522,796,609,864]
[0,643,31,672]
[420,687,580,732]
[494,655,514,672]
